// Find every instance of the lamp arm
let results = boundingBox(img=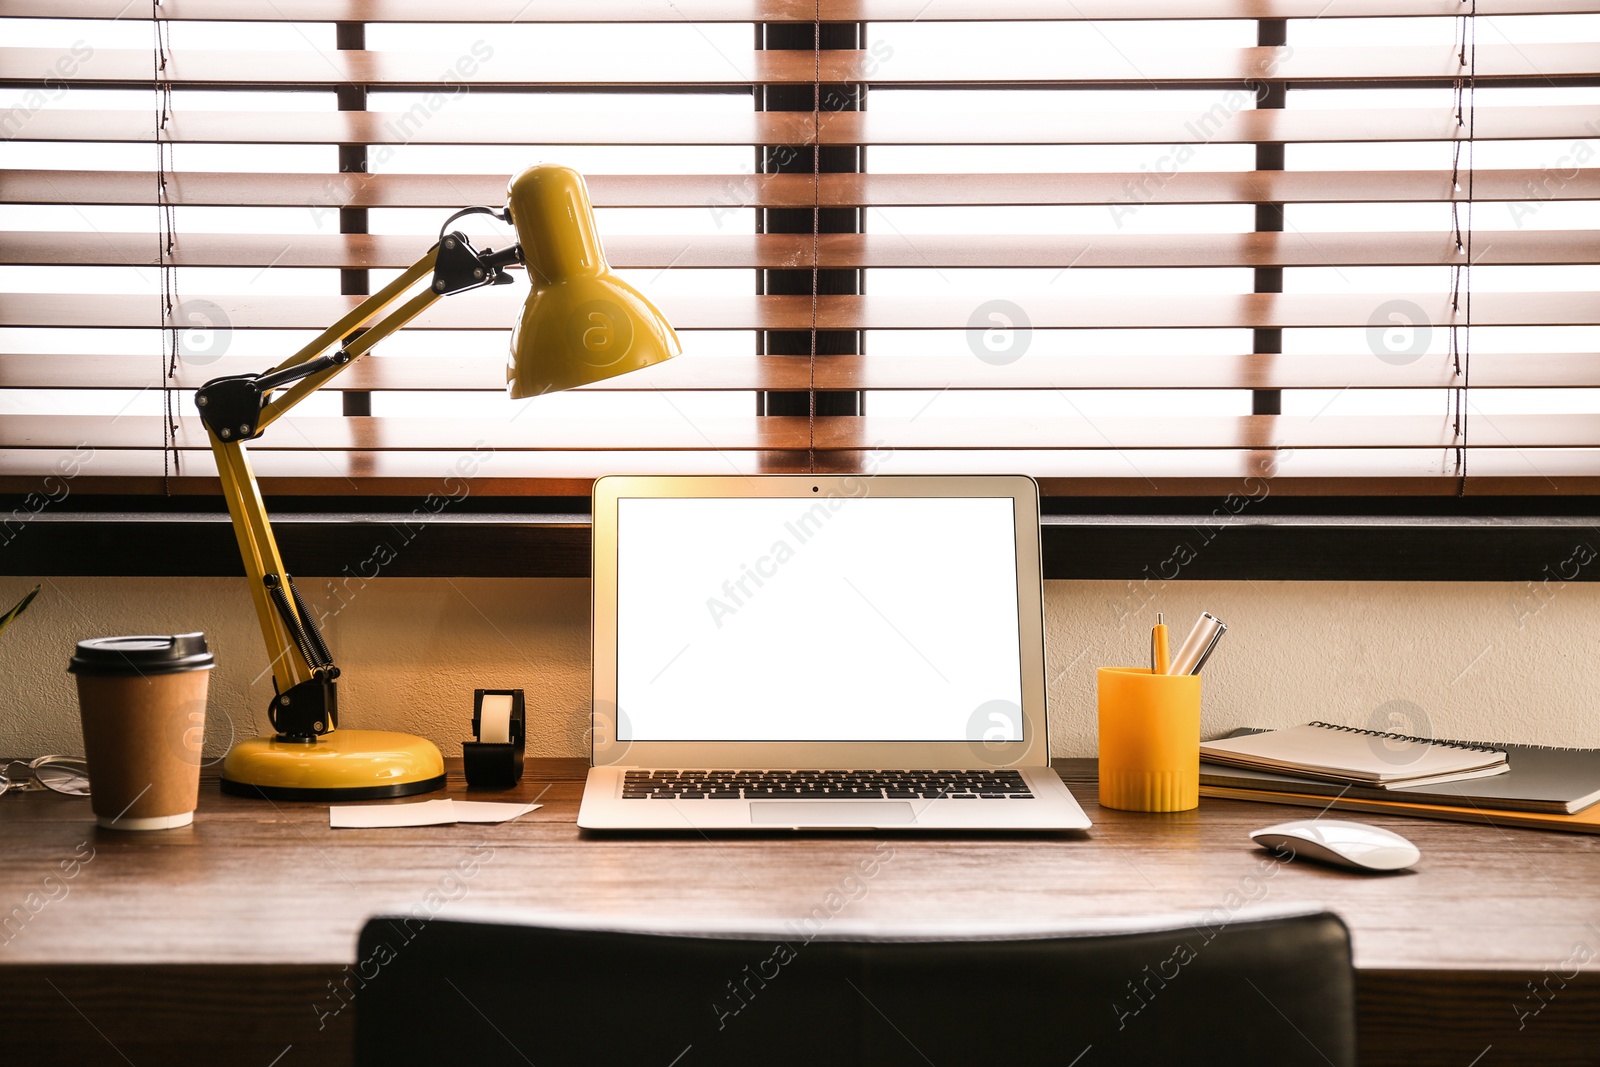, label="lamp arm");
[197,232,521,740]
